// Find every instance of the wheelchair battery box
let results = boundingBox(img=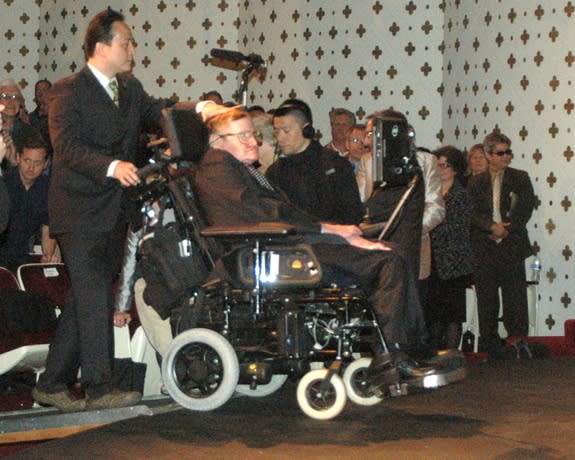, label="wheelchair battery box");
[277,309,312,358]
[234,244,322,287]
